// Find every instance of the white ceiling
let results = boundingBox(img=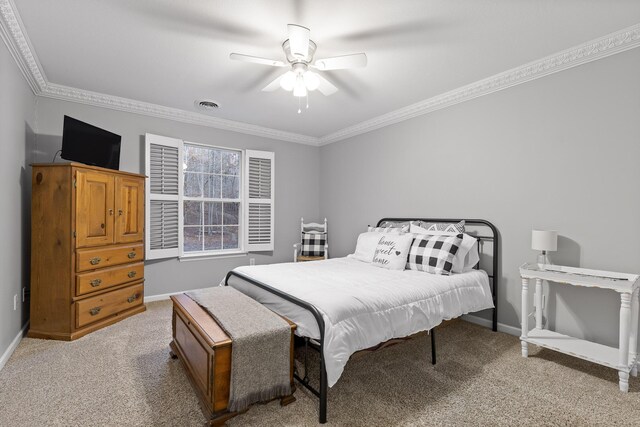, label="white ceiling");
[13,0,640,138]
